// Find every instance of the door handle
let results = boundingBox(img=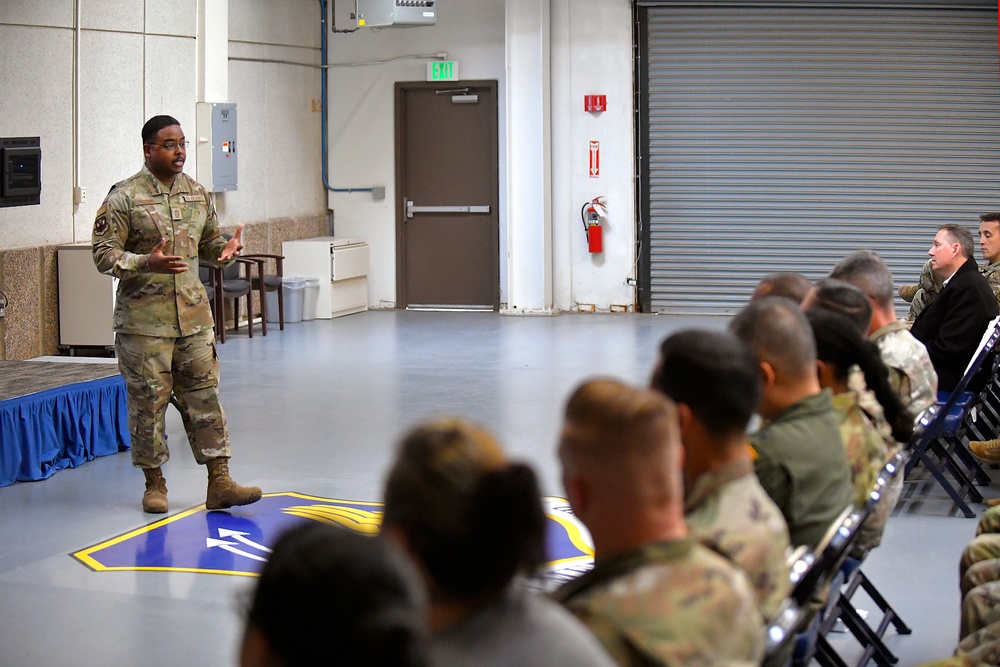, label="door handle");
[405,198,491,219]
